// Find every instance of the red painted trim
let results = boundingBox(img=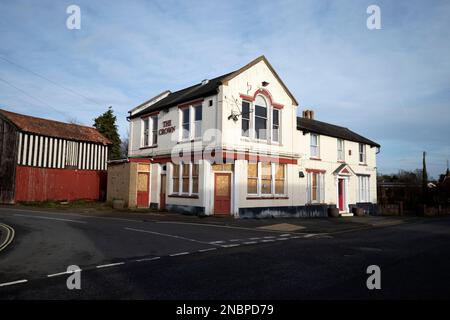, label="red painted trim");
[178,98,204,109]
[223,151,298,164]
[240,88,285,109]
[239,94,254,102]
[309,157,322,161]
[306,168,326,174]
[272,103,284,109]
[246,196,289,200]
[128,158,152,163]
[141,111,159,119]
